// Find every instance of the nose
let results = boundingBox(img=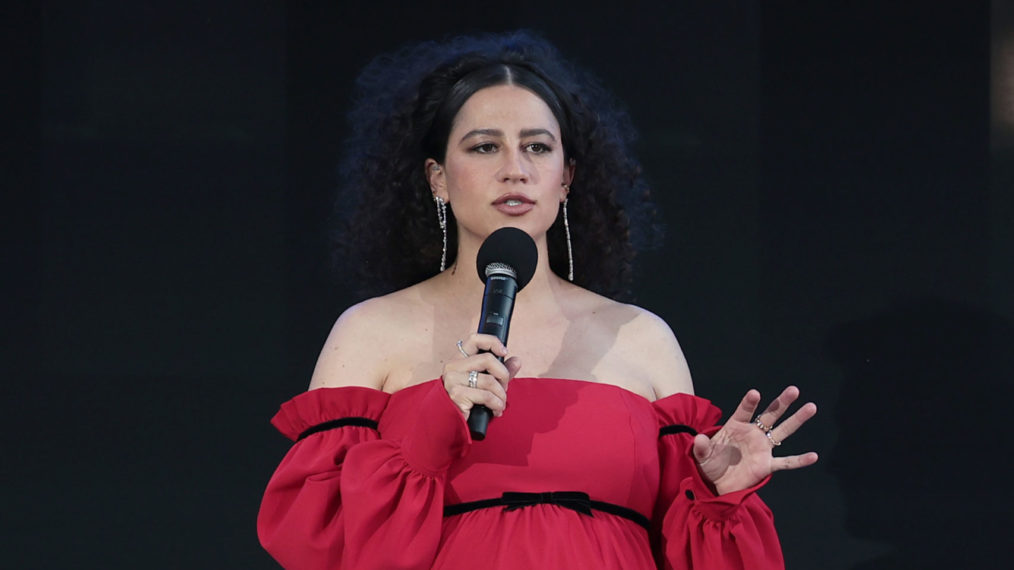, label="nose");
[498,148,530,183]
